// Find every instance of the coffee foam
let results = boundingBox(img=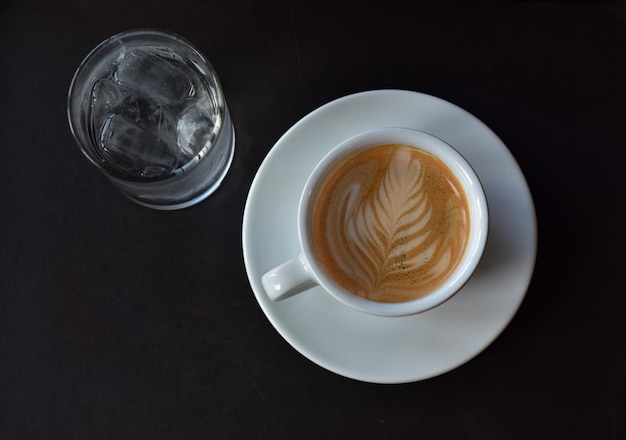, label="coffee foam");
[310,144,469,303]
